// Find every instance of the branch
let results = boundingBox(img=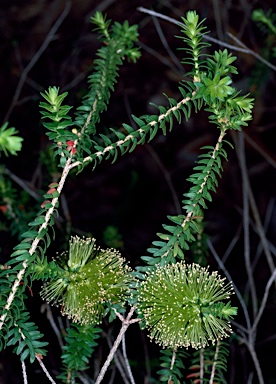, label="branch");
[137,7,276,72]
[0,156,72,330]
[36,355,57,384]
[95,307,139,384]
[251,268,276,334]
[4,0,72,122]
